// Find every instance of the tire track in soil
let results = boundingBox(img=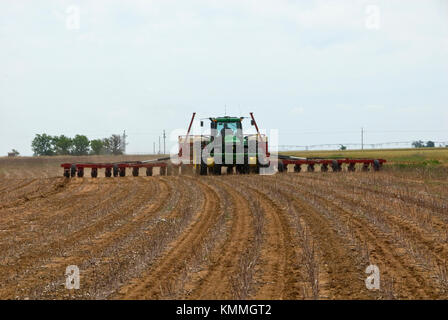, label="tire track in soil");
[236,177,302,299]
[261,175,372,299]
[275,175,438,299]
[116,177,222,299]
[186,176,255,299]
